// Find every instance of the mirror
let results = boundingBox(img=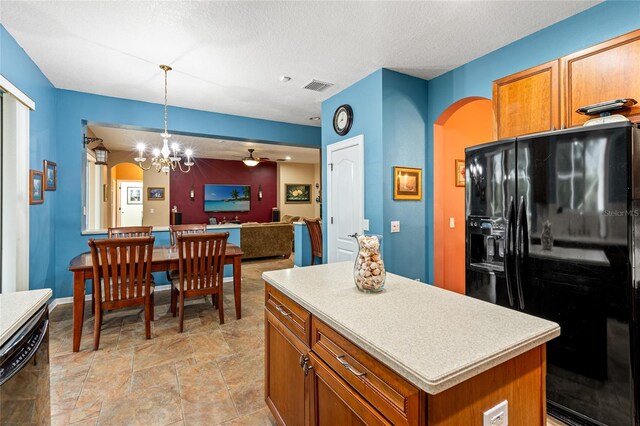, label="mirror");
[82,123,321,232]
